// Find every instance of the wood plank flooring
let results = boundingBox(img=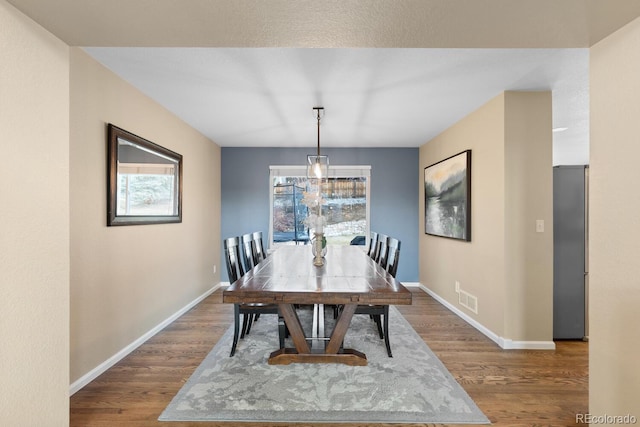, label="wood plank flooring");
[70,288,588,427]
